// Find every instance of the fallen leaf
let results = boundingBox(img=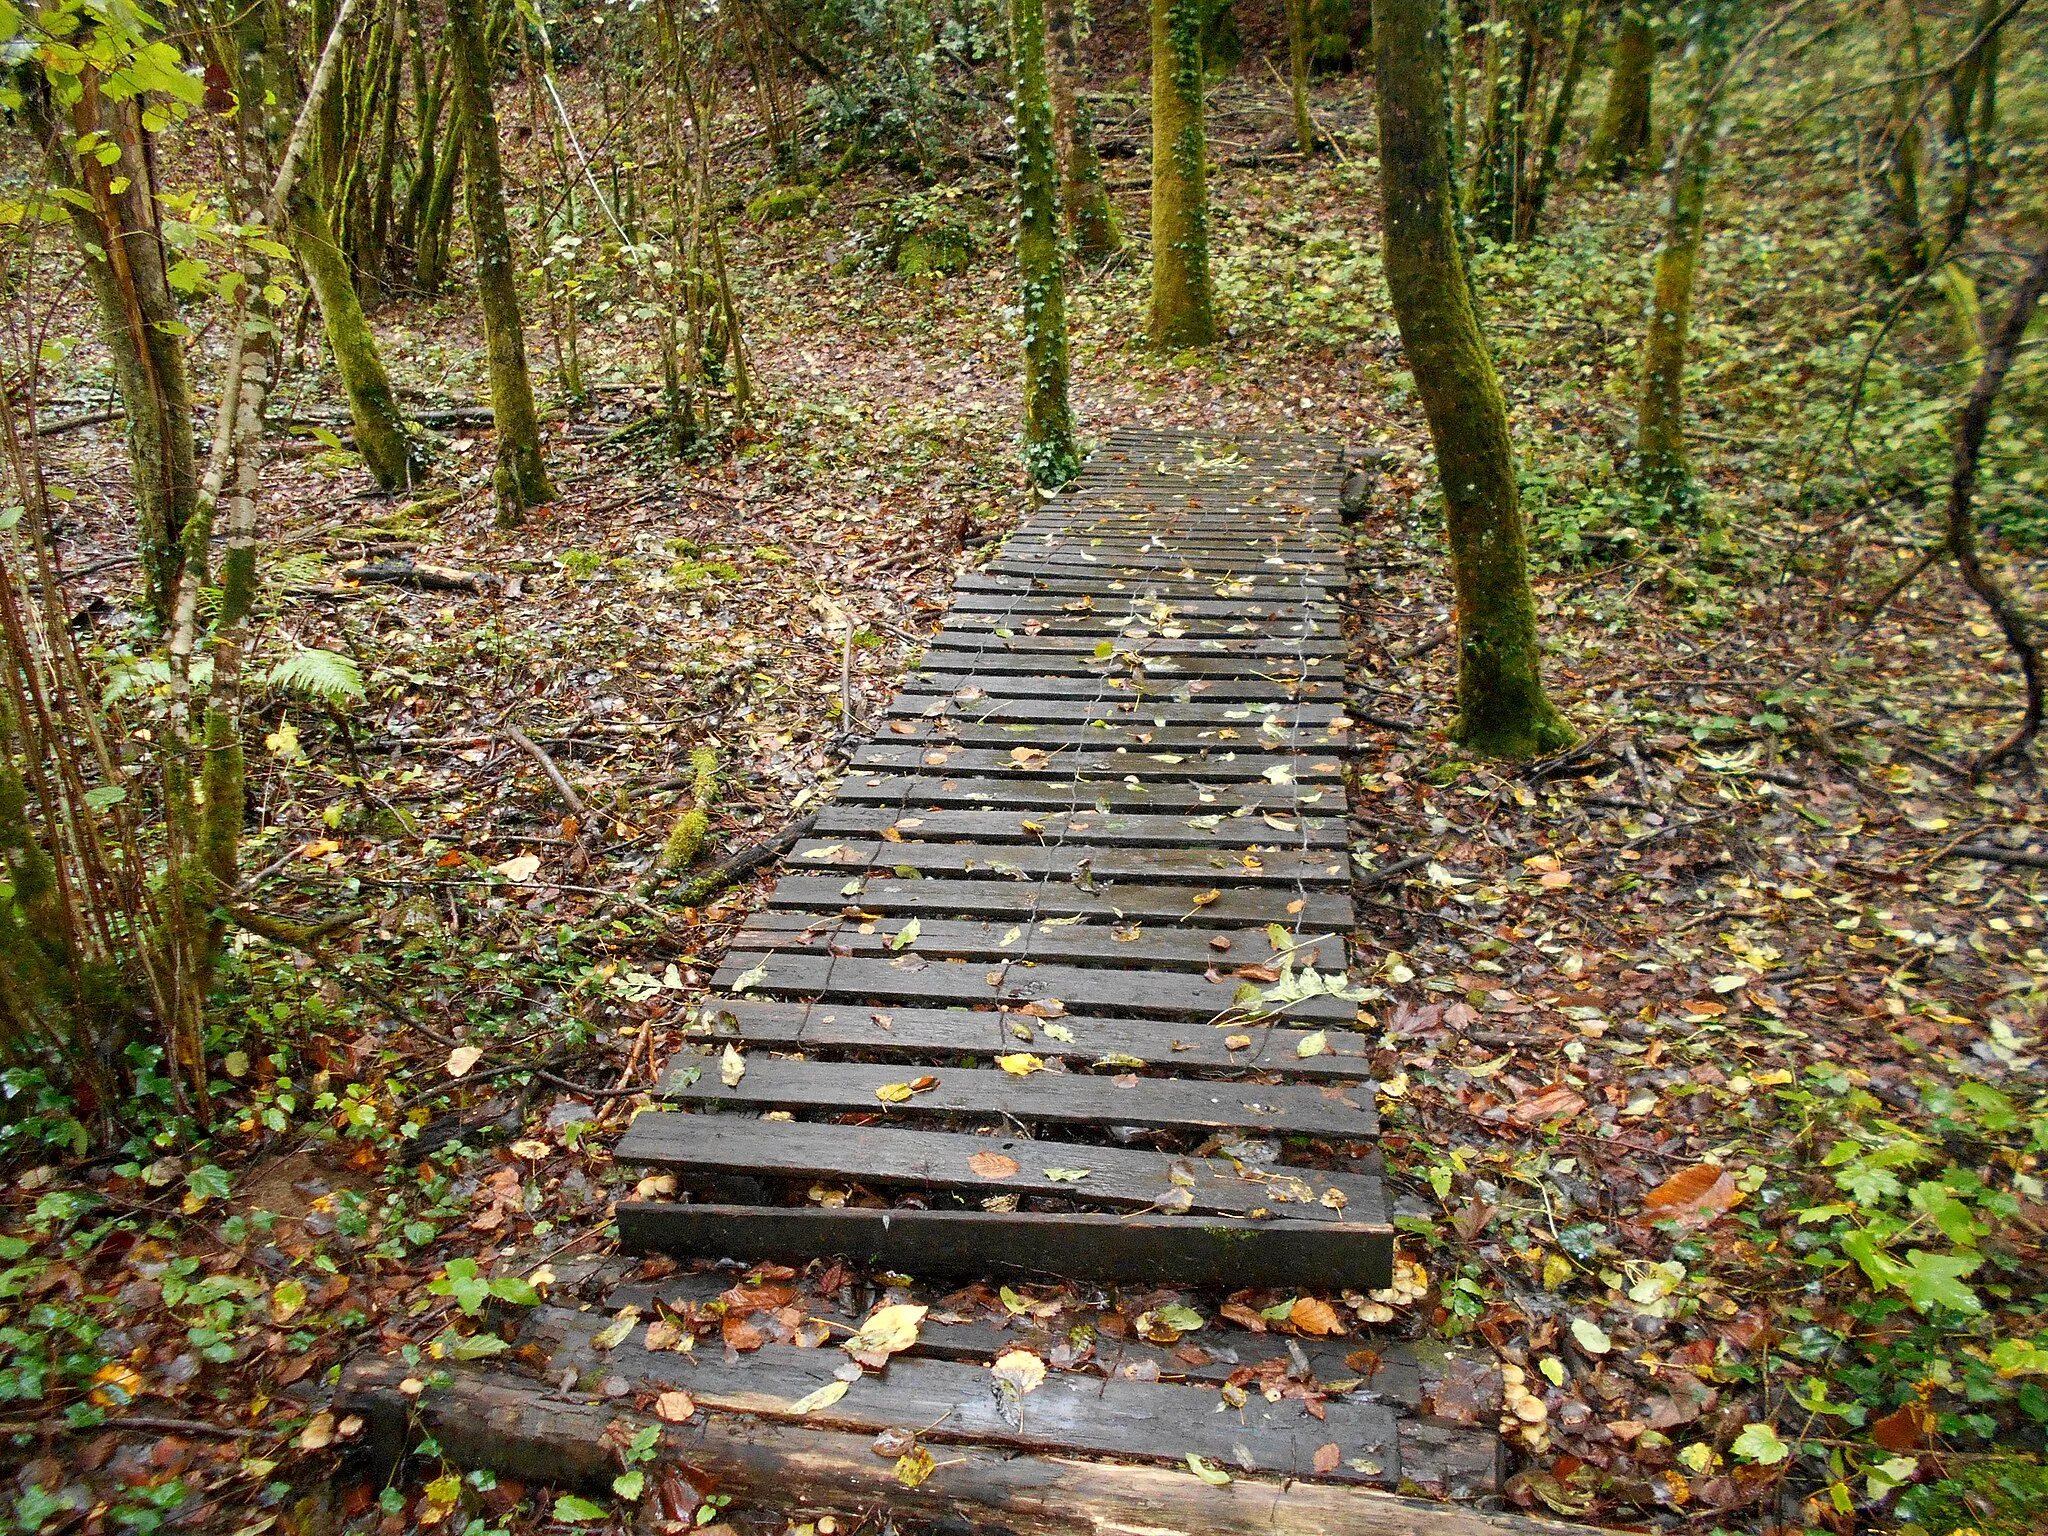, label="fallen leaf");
[996,1053,1045,1076]
[789,1379,850,1414]
[1187,1453,1232,1486]
[845,1302,927,1369]
[1042,1167,1090,1182]
[1642,1164,1742,1224]
[969,1152,1020,1180]
[720,1044,746,1088]
[1290,1297,1343,1336]
[1506,1085,1588,1126]
[492,854,541,882]
[445,1046,483,1079]
[654,1391,695,1422]
[1295,1030,1328,1058]
[991,1348,1046,1395]
[1313,1442,1341,1475]
[1571,1318,1612,1354]
[895,1446,936,1486]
